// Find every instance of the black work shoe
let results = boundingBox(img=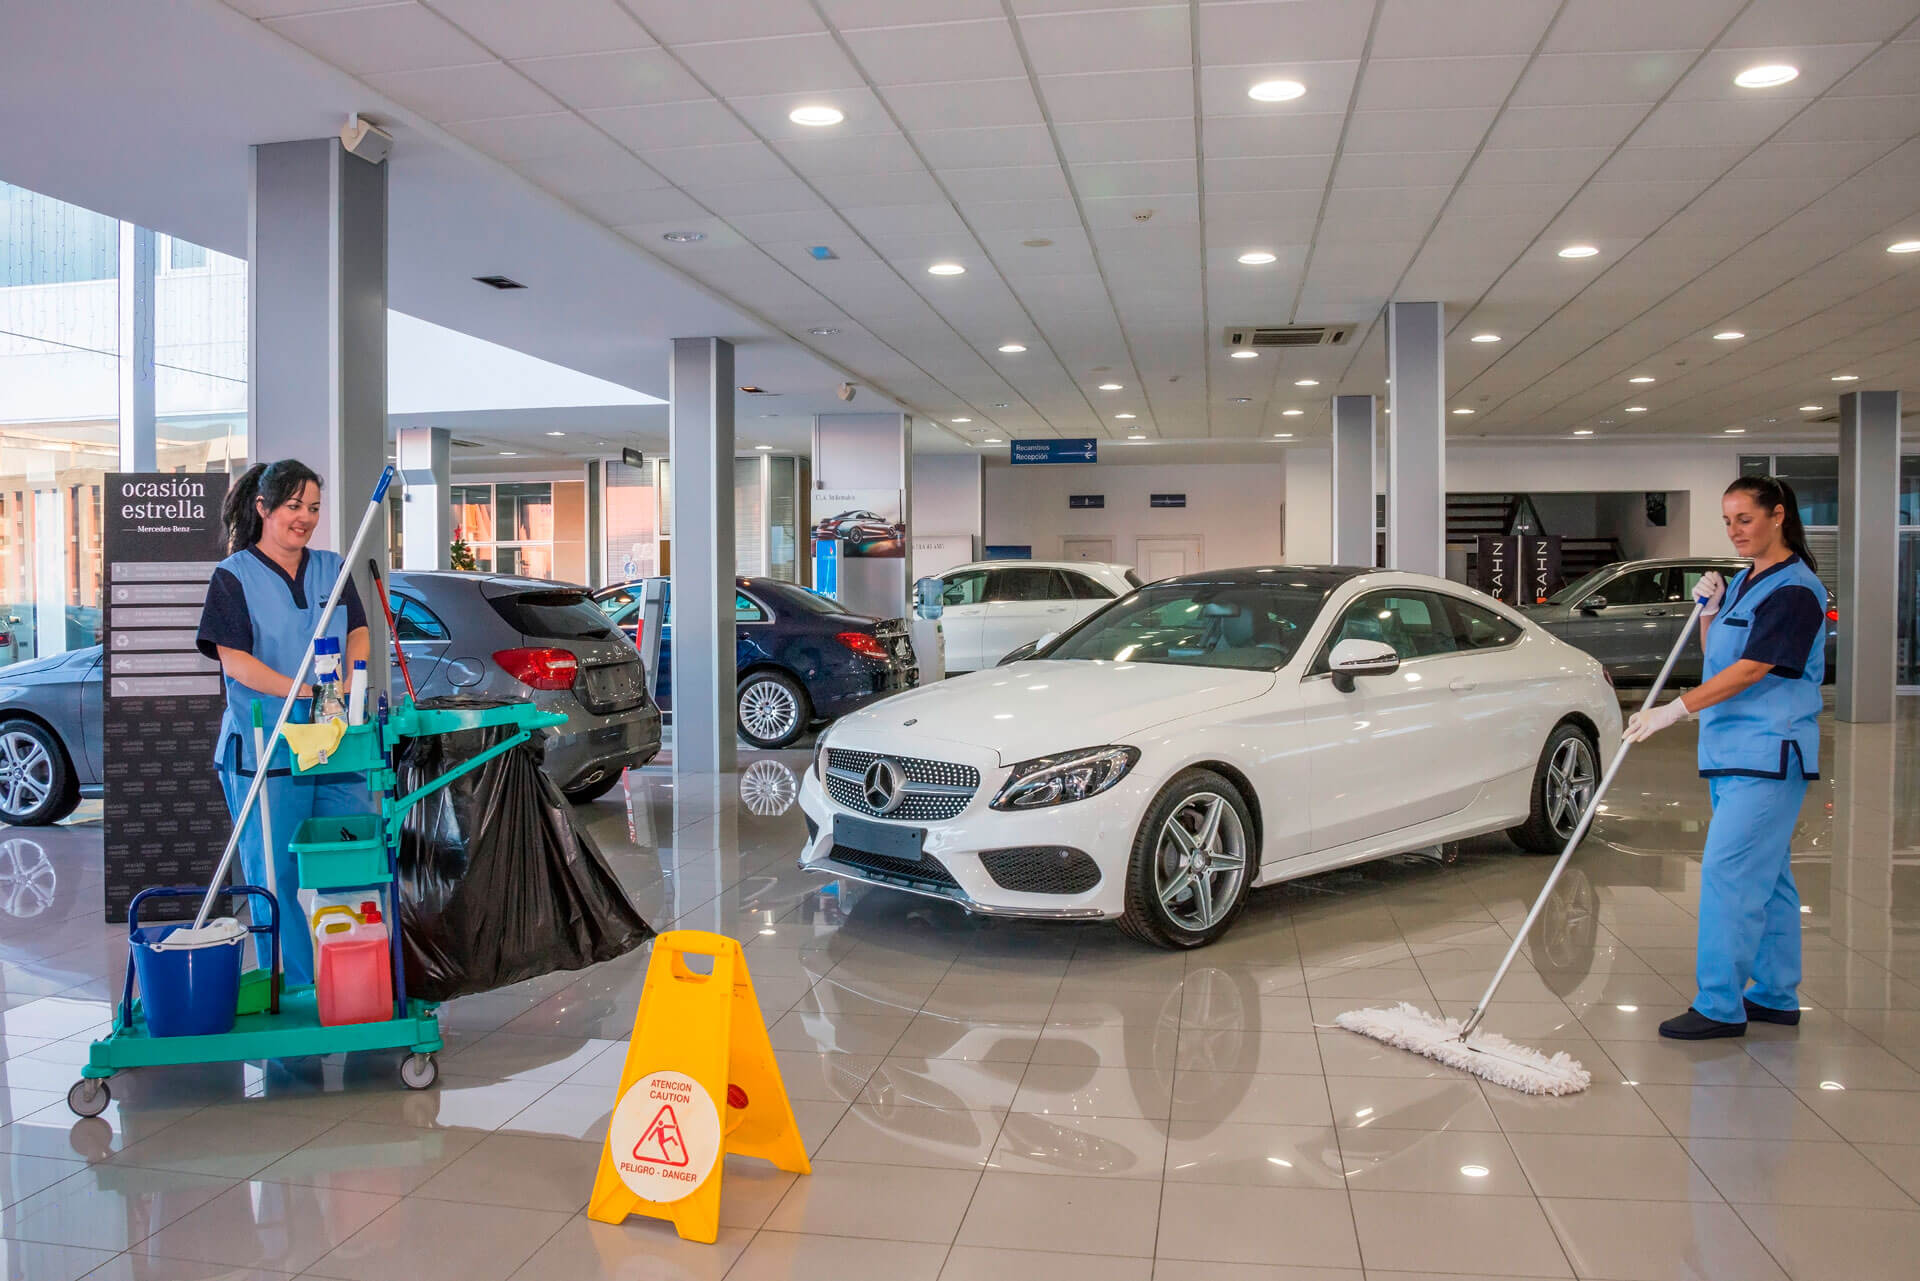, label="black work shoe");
[1659,1009,1746,1040]
[1744,999,1801,1026]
